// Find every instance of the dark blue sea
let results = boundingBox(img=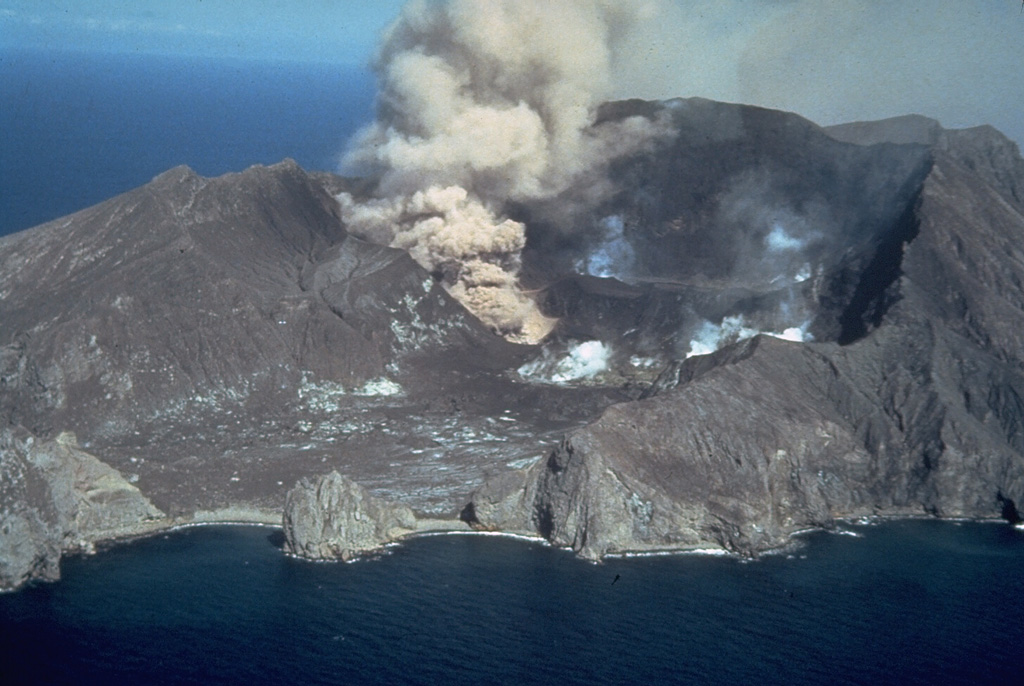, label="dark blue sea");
[0,48,376,237]
[1,521,1022,685]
